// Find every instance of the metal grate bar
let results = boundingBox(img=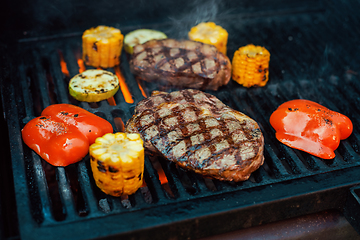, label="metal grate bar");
[3,2,360,239]
[226,89,291,178]
[62,43,82,78]
[49,50,71,104]
[249,88,312,174]
[162,163,192,200]
[119,53,145,101]
[76,161,103,216]
[143,156,169,203]
[56,167,78,219]
[32,49,53,108]
[31,154,56,224]
[19,63,36,122]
